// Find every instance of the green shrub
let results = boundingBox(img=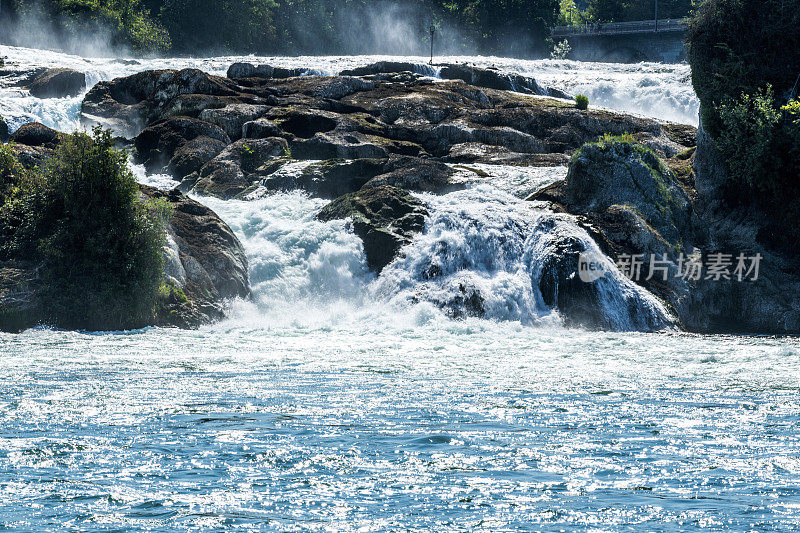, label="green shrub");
[0,144,24,205]
[715,87,782,193]
[0,128,171,330]
[687,0,800,137]
[575,94,589,110]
